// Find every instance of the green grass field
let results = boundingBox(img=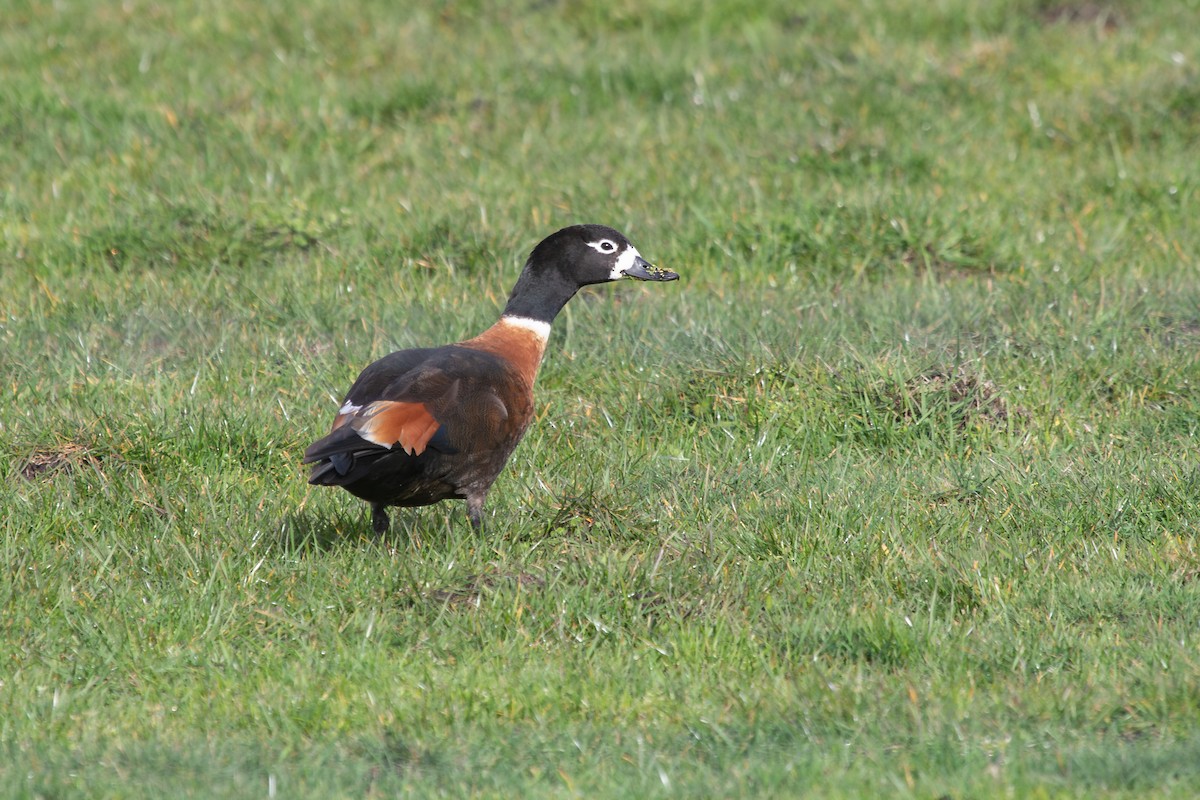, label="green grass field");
[3,0,1200,796]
